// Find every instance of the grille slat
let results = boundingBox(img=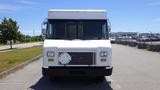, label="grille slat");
[68,52,95,65]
